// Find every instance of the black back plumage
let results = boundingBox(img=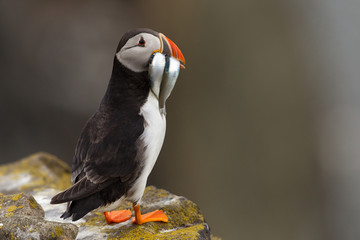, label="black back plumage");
[72,59,150,184]
[51,56,151,221]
